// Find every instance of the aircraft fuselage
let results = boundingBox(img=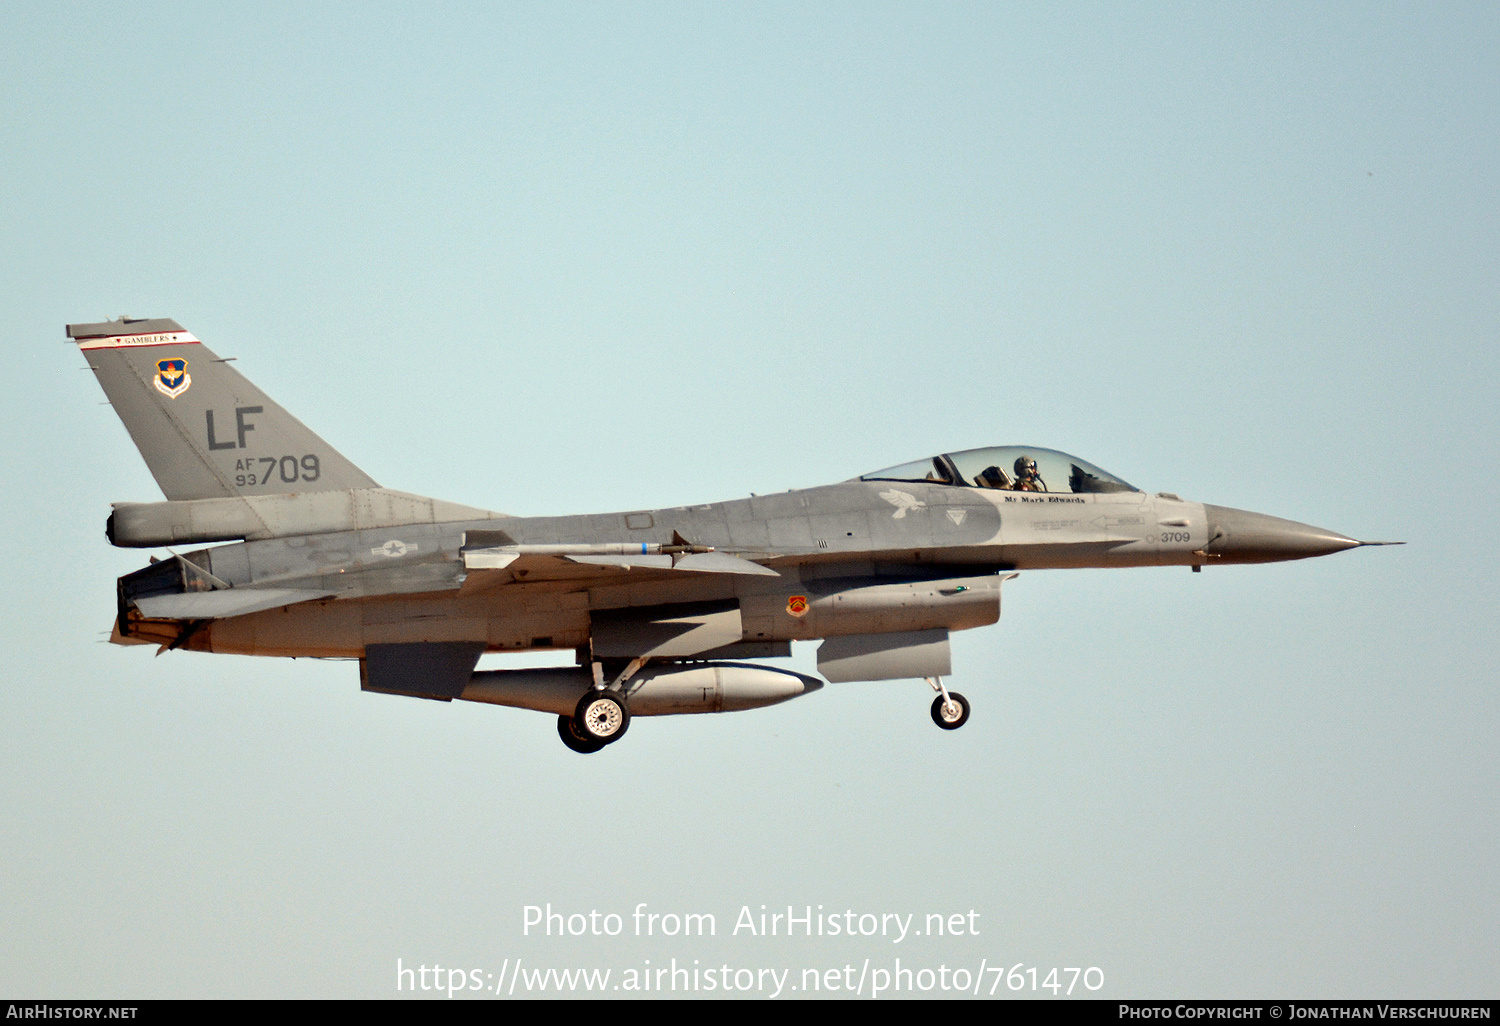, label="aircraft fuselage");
[145,480,1354,660]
